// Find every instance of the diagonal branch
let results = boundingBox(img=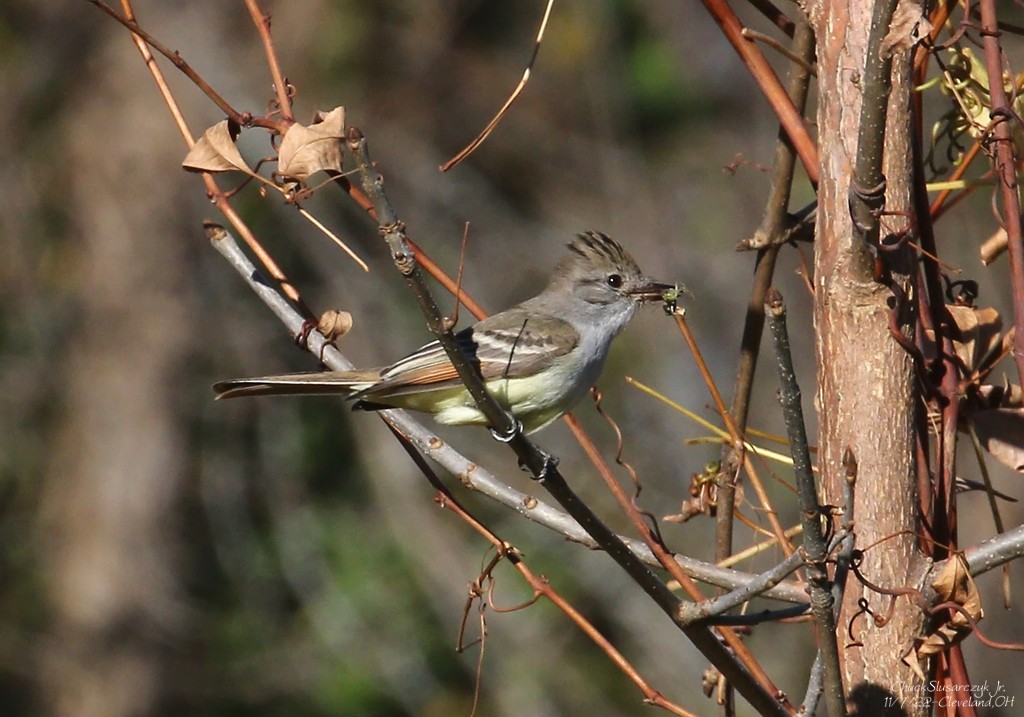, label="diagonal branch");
[208,222,796,717]
[698,0,819,183]
[387,426,701,717]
